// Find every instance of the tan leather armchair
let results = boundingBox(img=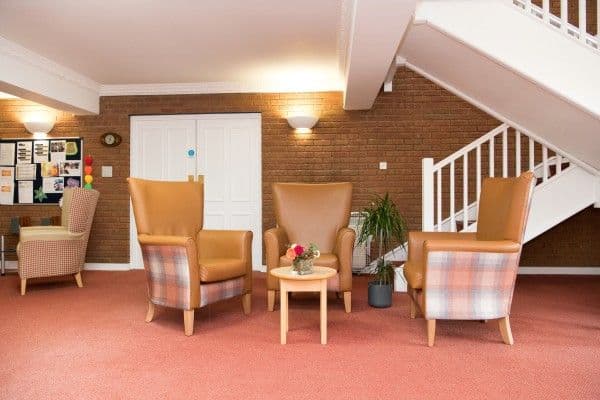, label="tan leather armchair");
[265,182,355,313]
[17,187,99,295]
[128,177,252,336]
[404,172,535,346]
